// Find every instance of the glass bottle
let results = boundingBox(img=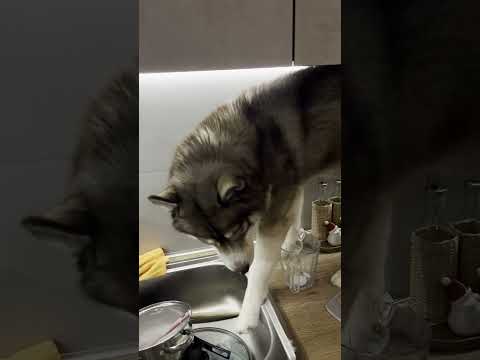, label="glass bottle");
[318,180,329,201]
[465,180,480,220]
[335,179,342,198]
[425,184,448,230]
